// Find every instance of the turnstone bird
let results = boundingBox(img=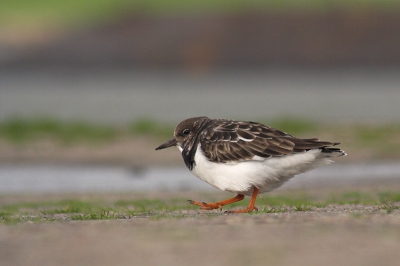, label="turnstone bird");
[156,117,346,213]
